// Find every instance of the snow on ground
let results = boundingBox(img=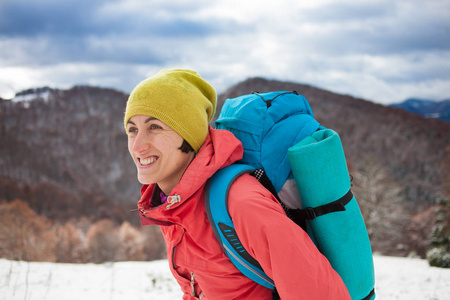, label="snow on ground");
[1,255,449,300]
